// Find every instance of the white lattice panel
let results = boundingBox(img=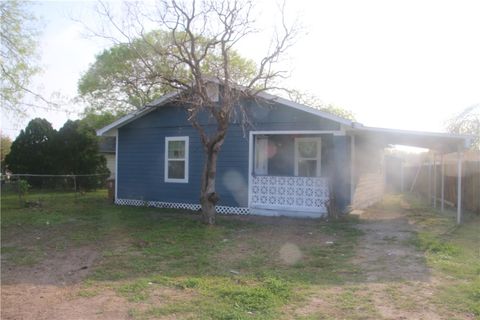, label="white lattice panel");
[251,176,329,212]
[115,199,250,215]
